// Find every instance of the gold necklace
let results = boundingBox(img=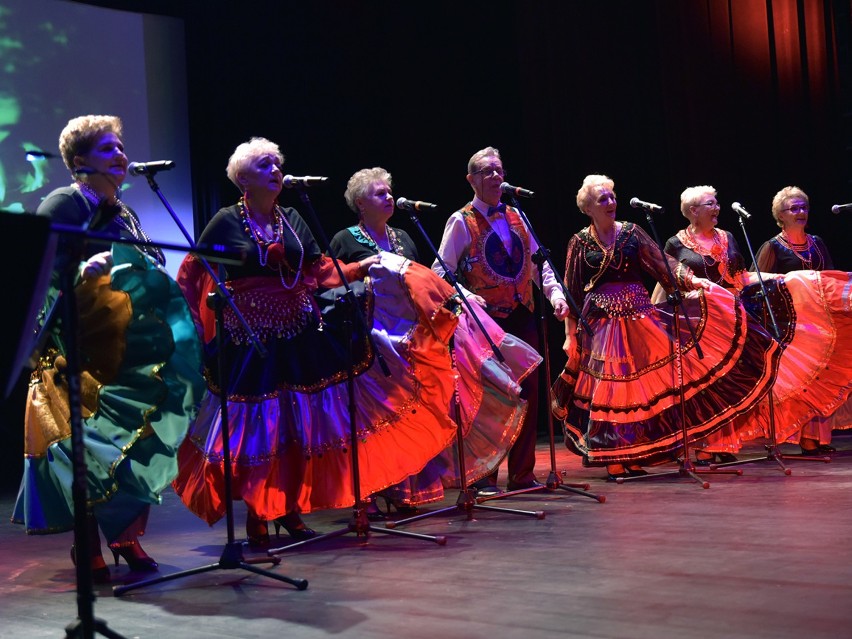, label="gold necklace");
[584,222,621,292]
